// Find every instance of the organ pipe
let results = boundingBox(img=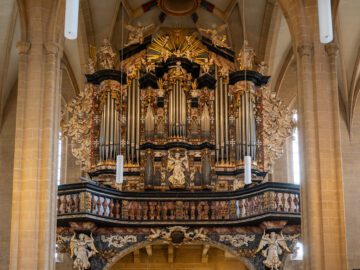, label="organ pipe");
[215,66,230,164]
[168,79,186,138]
[125,74,140,165]
[99,81,122,163]
[235,83,257,163]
